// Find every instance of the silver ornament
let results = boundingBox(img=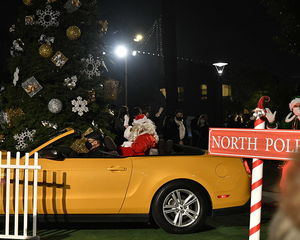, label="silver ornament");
[48,98,63,113]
